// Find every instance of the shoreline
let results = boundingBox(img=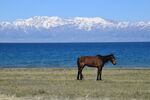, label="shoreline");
[0,67,150,70]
